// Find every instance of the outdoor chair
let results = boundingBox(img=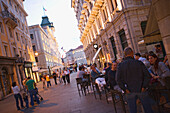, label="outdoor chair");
[91,77,102,100]
[148,76,170,113]
[76,78,86,97]
[110,89,126,113]
[103,84,110,104]
[83,74,92,93]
